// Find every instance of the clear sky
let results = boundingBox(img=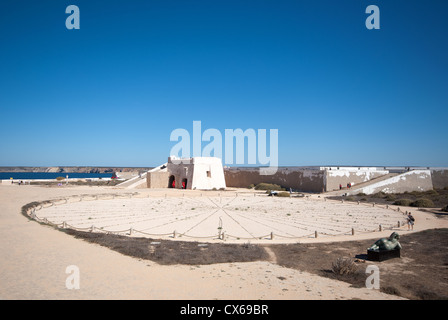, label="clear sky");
[1,0,447,167]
